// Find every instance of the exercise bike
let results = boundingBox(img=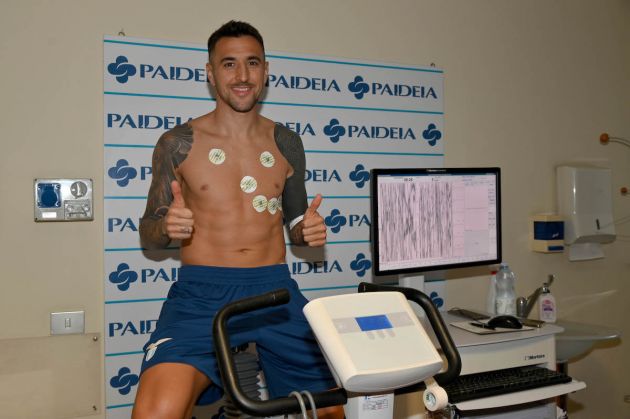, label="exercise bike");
[213,282,461,418]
